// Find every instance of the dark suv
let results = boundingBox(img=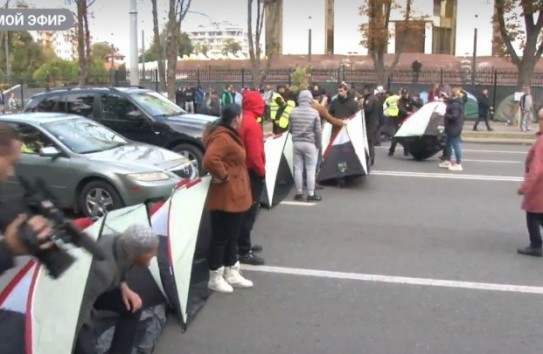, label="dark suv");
[24,87,218,172]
